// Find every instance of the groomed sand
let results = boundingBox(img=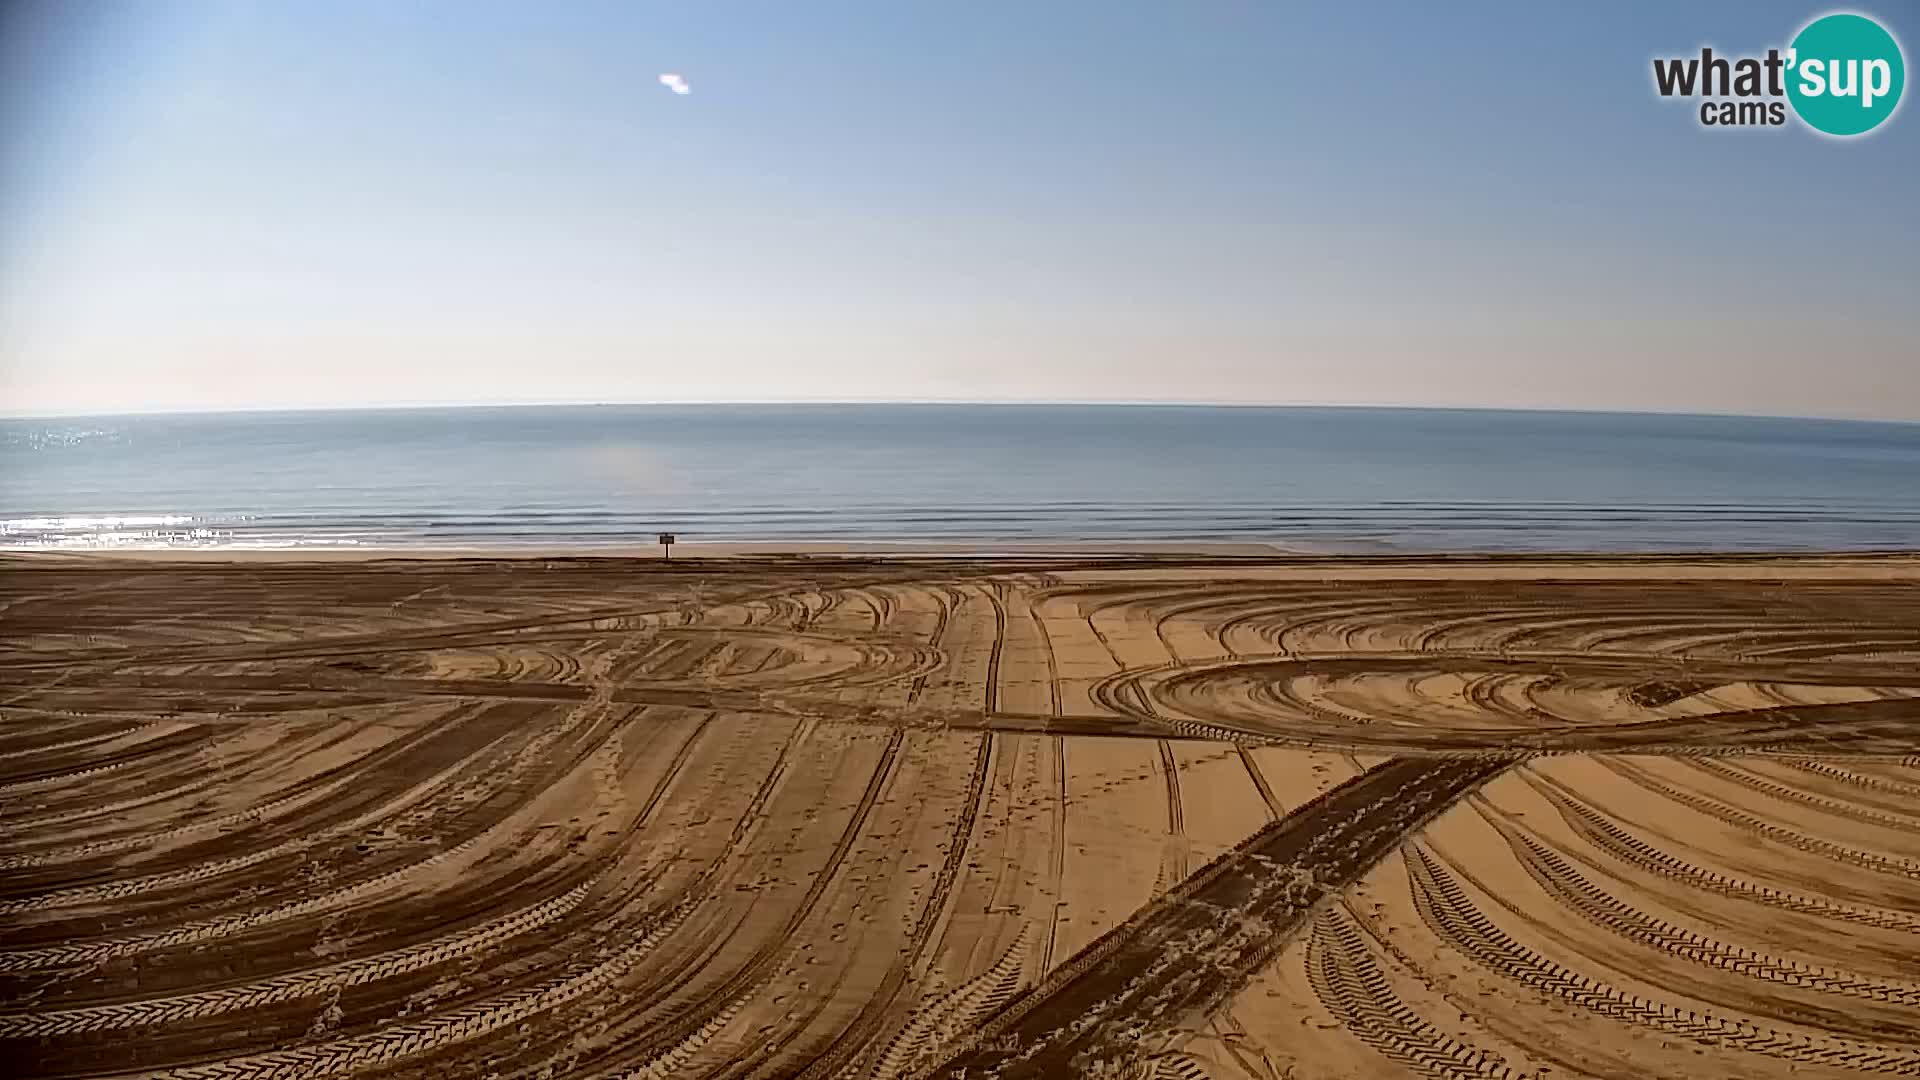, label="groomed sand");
[1,551,1916,1078]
